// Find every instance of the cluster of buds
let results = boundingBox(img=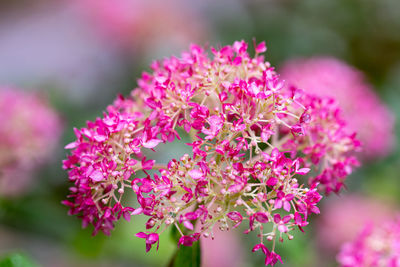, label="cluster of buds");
[63,41,360,265]
[337,217,400,267]
[0,88,63,196]
[281,57,395,159]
